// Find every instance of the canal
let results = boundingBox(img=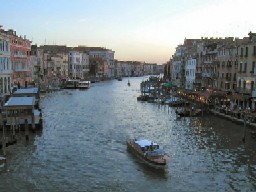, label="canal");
[1,76,256,191]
